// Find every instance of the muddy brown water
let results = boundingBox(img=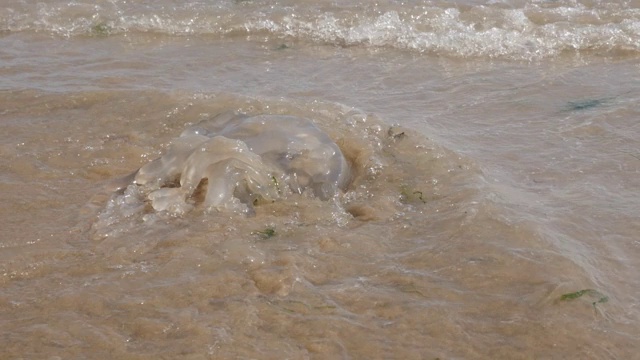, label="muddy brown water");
[1,1,640,358]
